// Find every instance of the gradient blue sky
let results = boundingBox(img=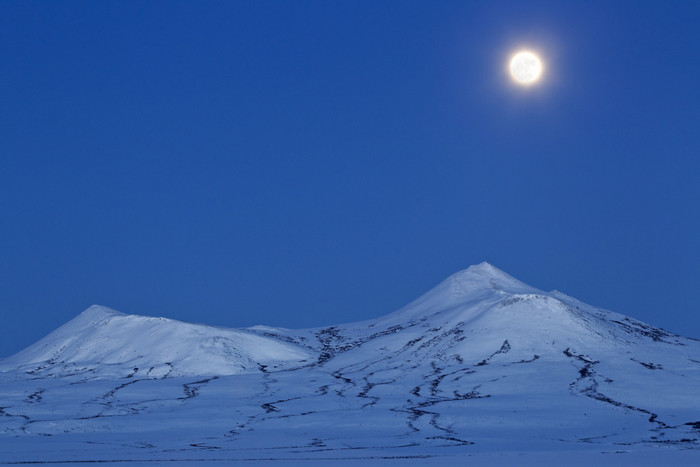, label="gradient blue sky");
[2,1,699,357]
